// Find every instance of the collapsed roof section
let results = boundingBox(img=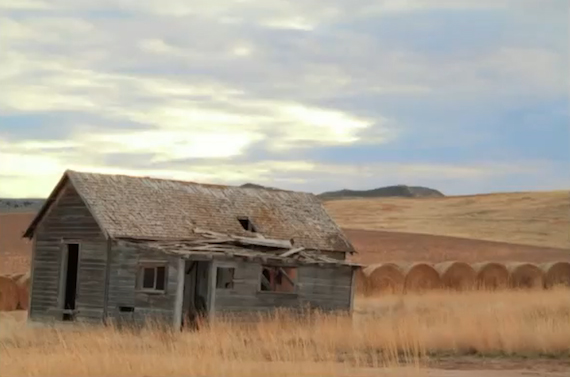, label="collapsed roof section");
[117,229,361,268]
